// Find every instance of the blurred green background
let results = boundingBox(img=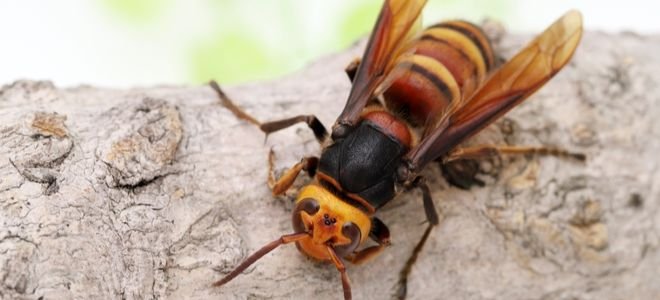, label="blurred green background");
[0,0,656,87]
[101,0,513,84]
